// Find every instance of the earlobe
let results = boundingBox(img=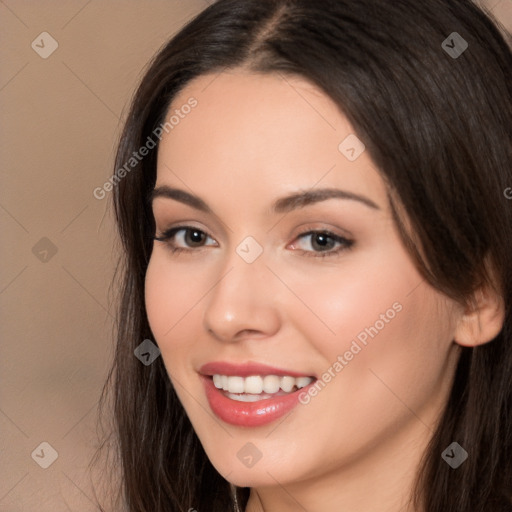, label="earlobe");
[453,286,505,348]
